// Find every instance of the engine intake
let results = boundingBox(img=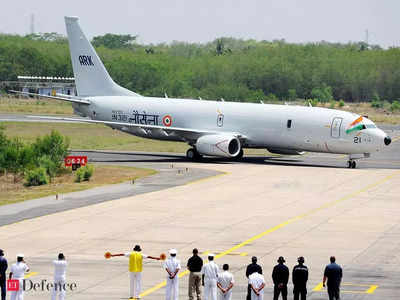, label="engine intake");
[196,135,241,158]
